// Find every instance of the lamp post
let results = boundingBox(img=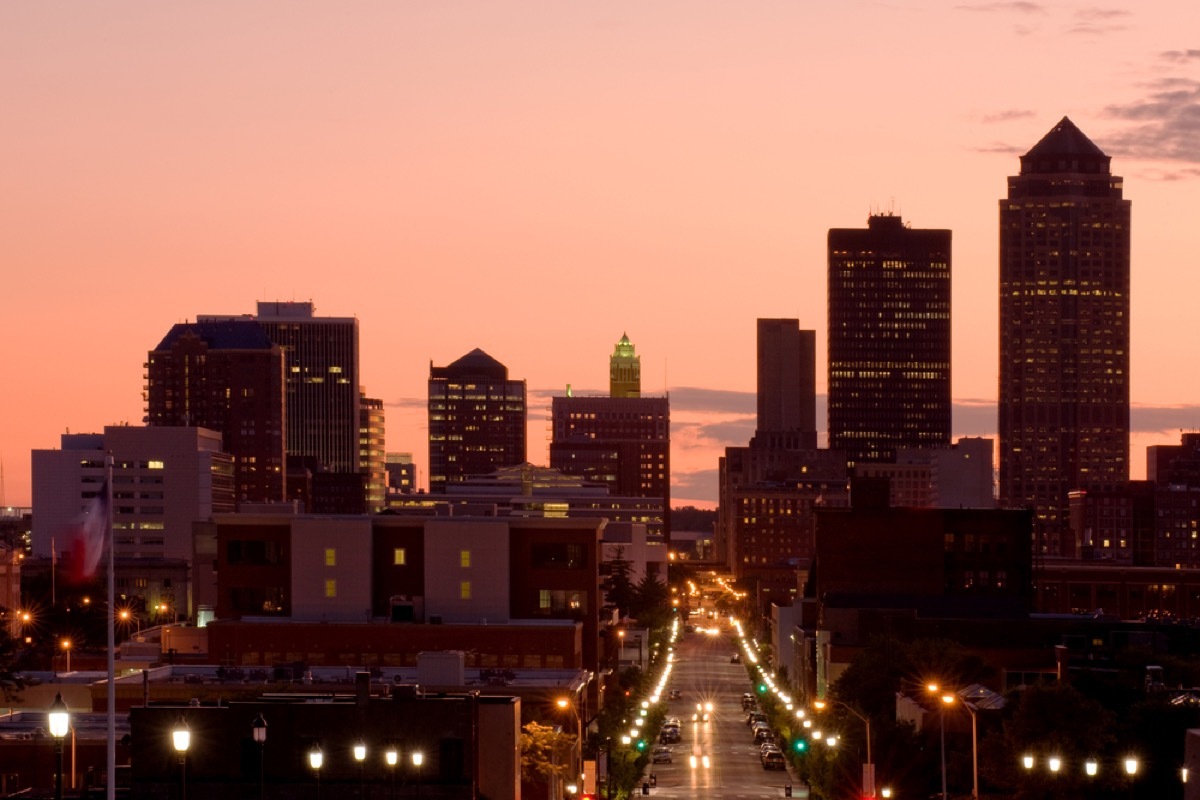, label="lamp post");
[385,747,398,800]
[309,745,323,800]
[172,716,190,800]
[814,698,874,797]
[412,751,424,800]
[926,684,950,800]
[48,693,69,800]
[557,696,584,784]
[937,692,979,799]
[1124,756,1139,800]
[354,741,367,799]
[60,638,71,673]
[251,713,267,800]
